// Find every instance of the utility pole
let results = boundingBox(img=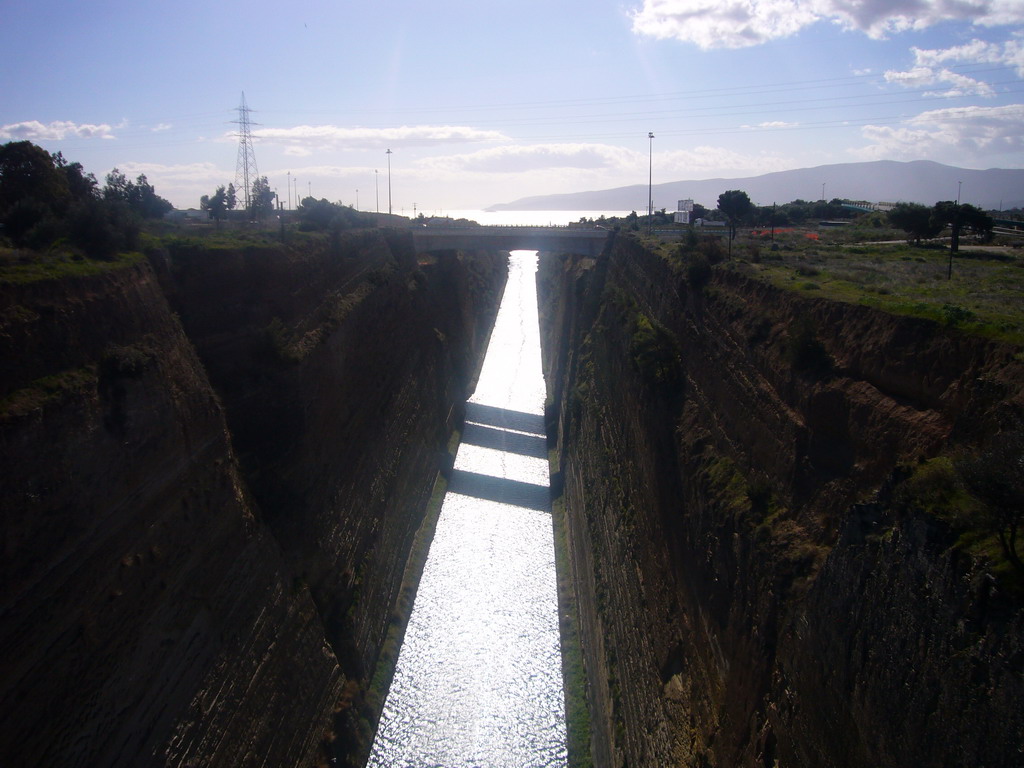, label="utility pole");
[287,171,291,210]
[356,189,359,210]
[232,92,259,213]
[647,132,654,236]
[386,149,393,215]
[375,169,379,213]
[957,180,962,204]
